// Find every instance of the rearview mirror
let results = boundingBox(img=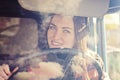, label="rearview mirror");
[18,0,110,17]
